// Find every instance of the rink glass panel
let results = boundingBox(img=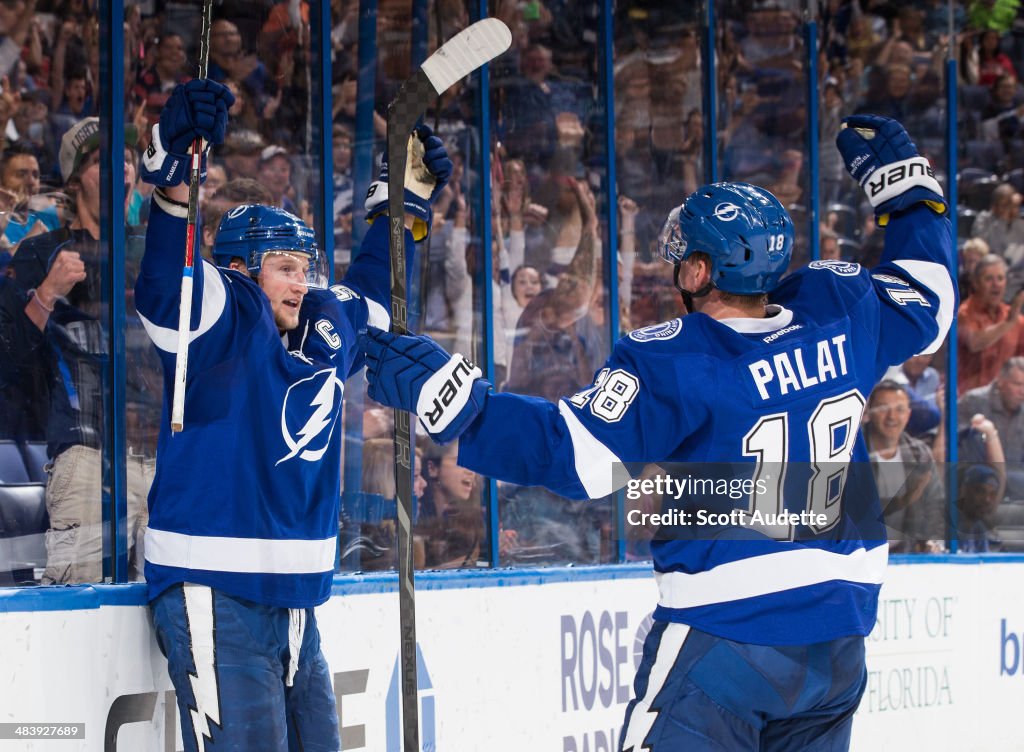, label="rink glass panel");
[488,0,615,567]
[715,1,813,266]
[0,0,329,586]
[612,5,699,339]
[337,0,500,572]
[0,3,119,585]
[132,3,328,575]
[817,2,957,556]
[0,0,1004,590]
